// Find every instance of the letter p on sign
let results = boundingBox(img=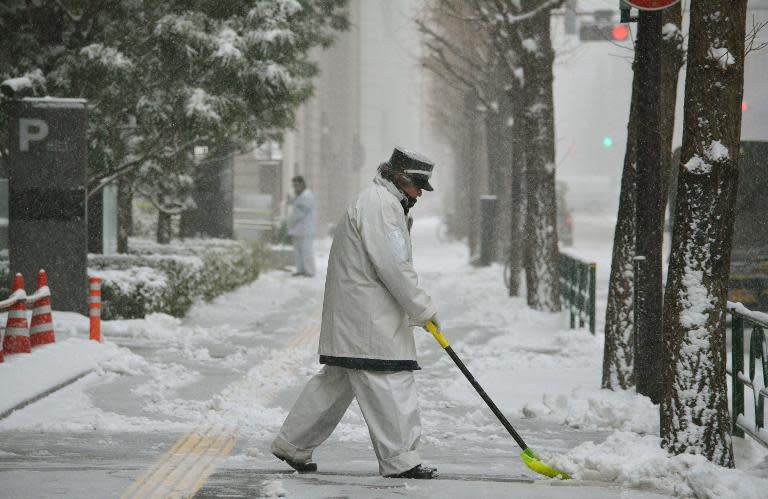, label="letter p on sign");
[19,118,49,152]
